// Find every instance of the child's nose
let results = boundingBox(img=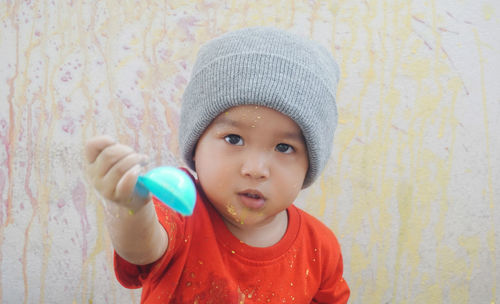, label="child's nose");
[240,152,270,180]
